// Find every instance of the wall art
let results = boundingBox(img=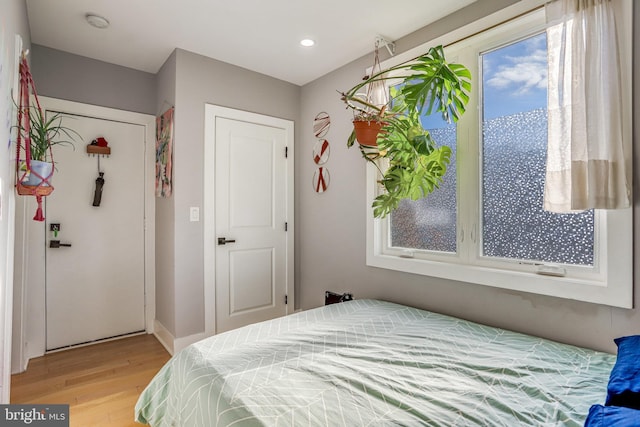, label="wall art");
[155,107,174,197]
